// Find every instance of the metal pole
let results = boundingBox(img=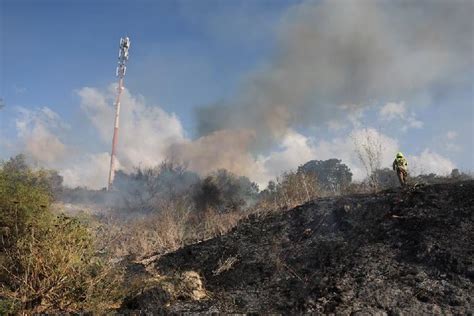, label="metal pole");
[107,37,130,190]
[107,77,124,190]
